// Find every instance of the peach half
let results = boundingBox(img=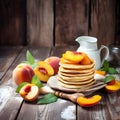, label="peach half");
[12,63,34,85]
[105,80,120,92]
[34,61,54,82]
[62,51,85,64]
[77,95,102,107]
[19,84,39,101]
[44,56,60,74]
